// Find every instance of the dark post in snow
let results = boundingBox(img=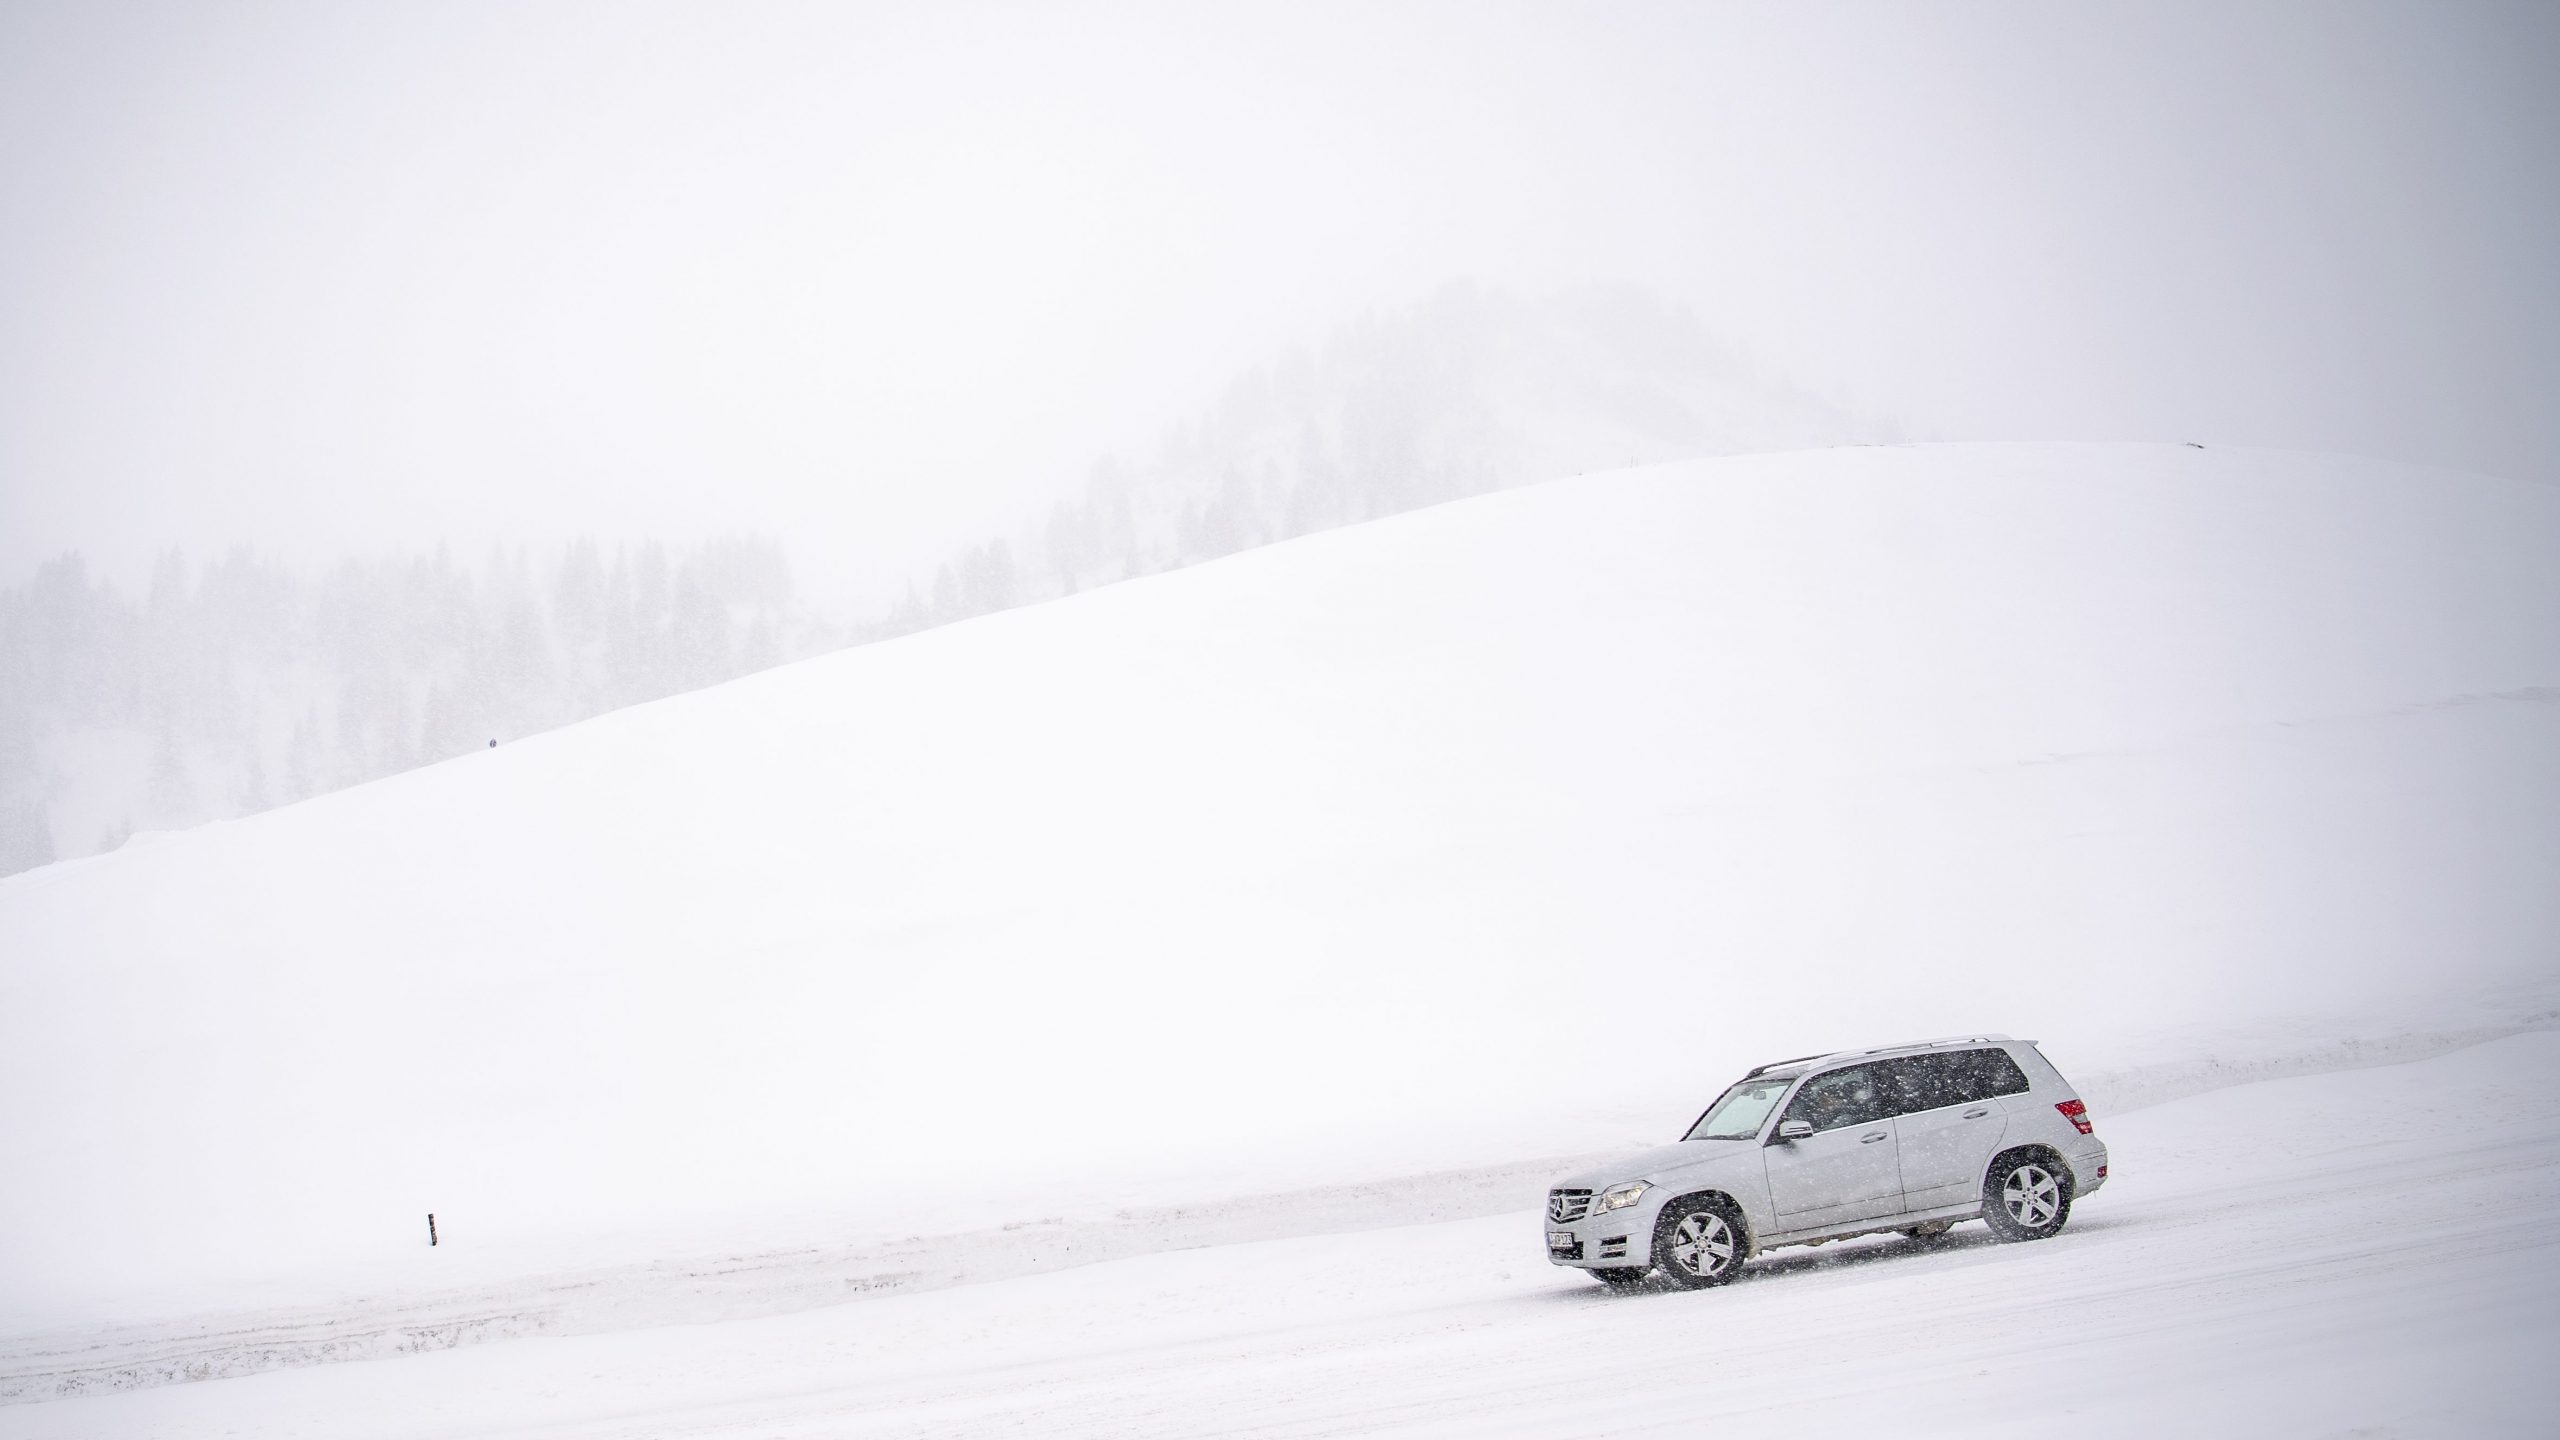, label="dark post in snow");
[428,1213,438,1247]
